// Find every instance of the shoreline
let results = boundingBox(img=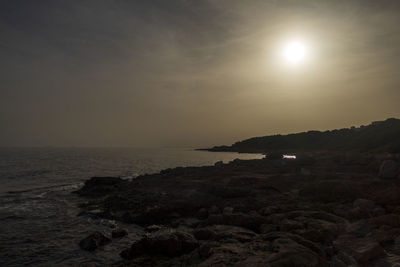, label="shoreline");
[75,151,400,266]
